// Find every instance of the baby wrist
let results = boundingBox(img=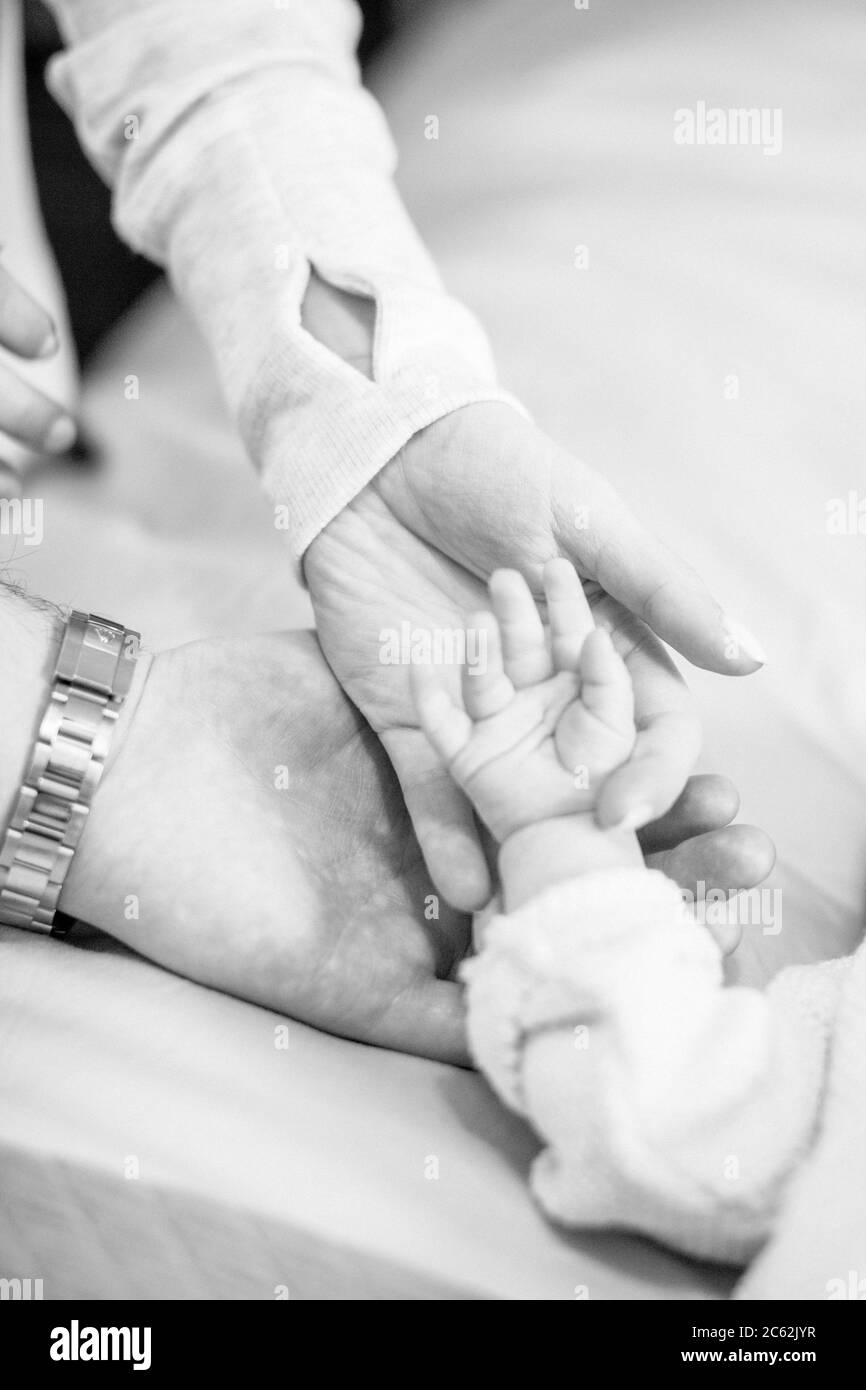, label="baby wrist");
[499,813,642,913]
